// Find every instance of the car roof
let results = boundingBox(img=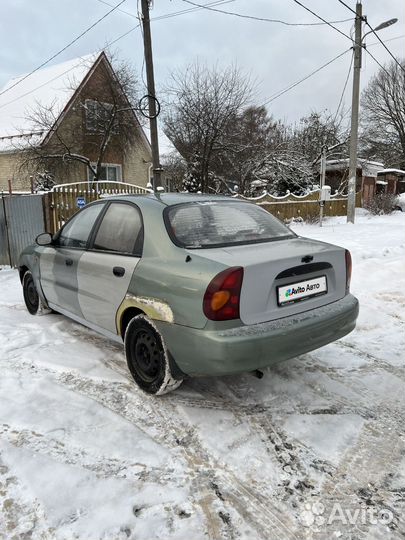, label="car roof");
[103,192,244,208]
